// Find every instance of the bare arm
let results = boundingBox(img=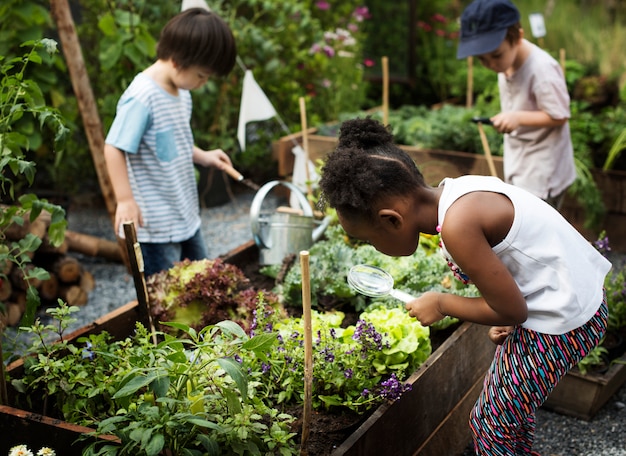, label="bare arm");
[491,110,567,134]
[406,192,527,327]
[104,144,143,236]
